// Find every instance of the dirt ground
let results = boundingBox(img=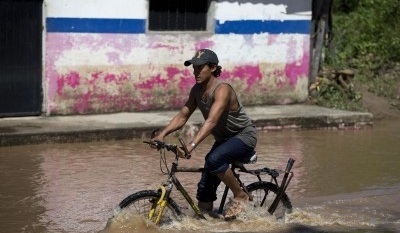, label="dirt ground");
[360,85,400,120]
